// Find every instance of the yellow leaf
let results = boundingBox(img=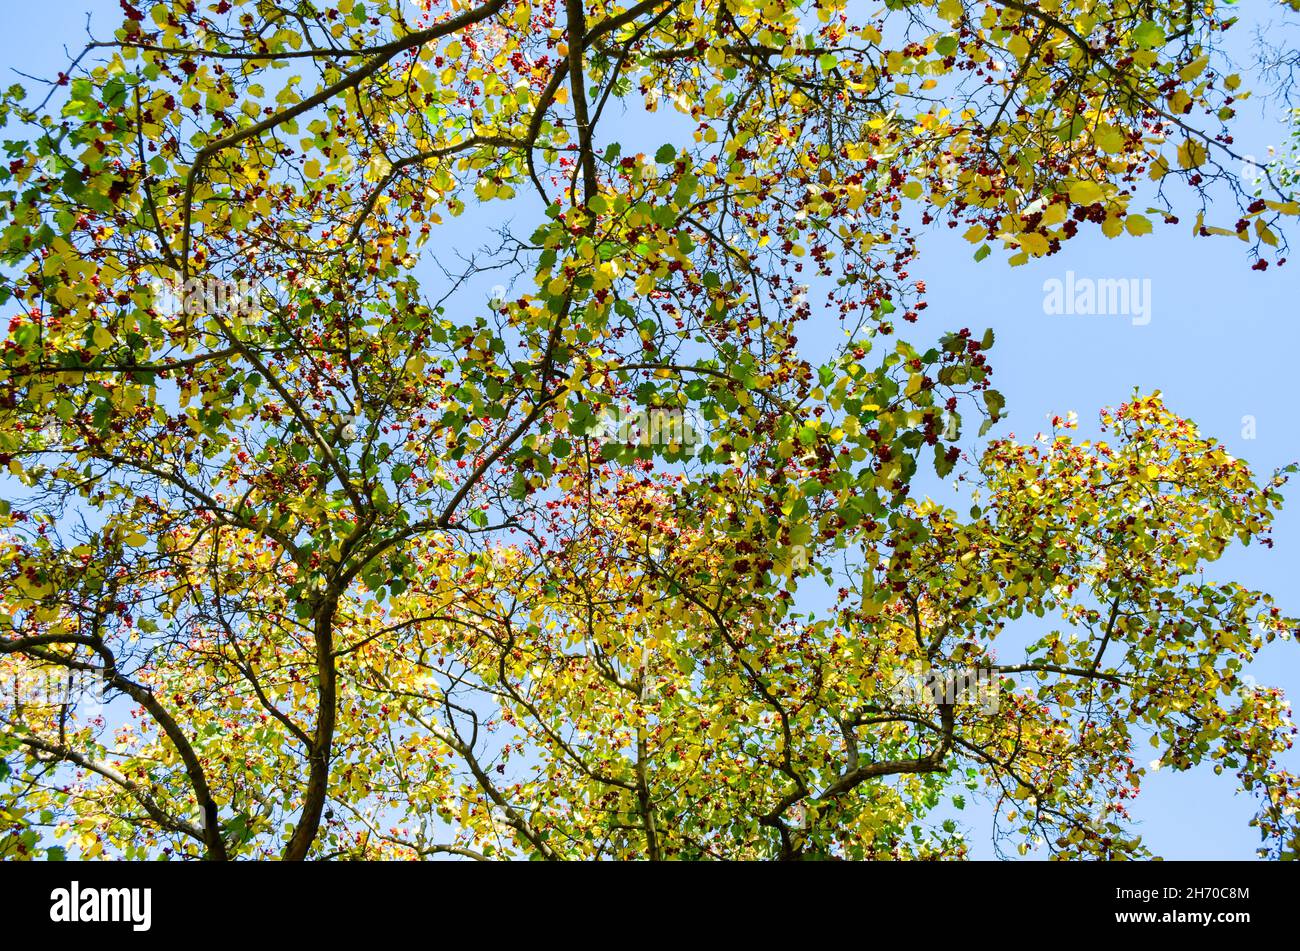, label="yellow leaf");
[1069,180,1103,205]
[1177,137,1207,169]
[1125,214,1153,236]
[1179,56,1209,82]
[1167,90,1192,115]
[1042,202,1068,226]
[1094,125,1125,154]
[1018,232,1049,256]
